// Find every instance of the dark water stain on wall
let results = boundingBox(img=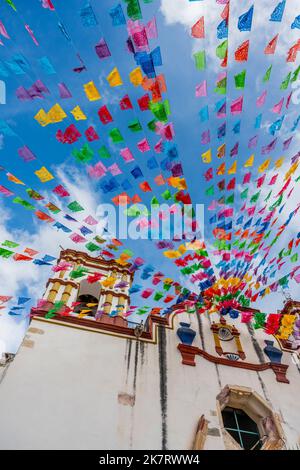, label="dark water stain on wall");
[139,340,145,367]
[158,326,168,450]
[196,310,205,350]
[126,339,132,384]
[215,364,222,389]
[256,371,270,403]
[246,323,265,363]
[133,340,139,393]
